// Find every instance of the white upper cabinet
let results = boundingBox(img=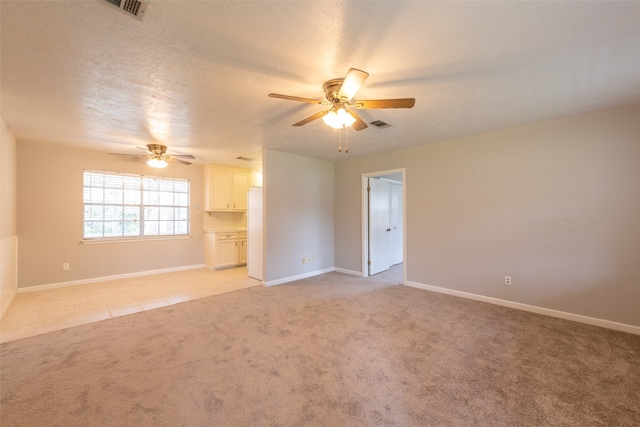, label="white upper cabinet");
[231,172,248,211]
[204,166,250,212]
